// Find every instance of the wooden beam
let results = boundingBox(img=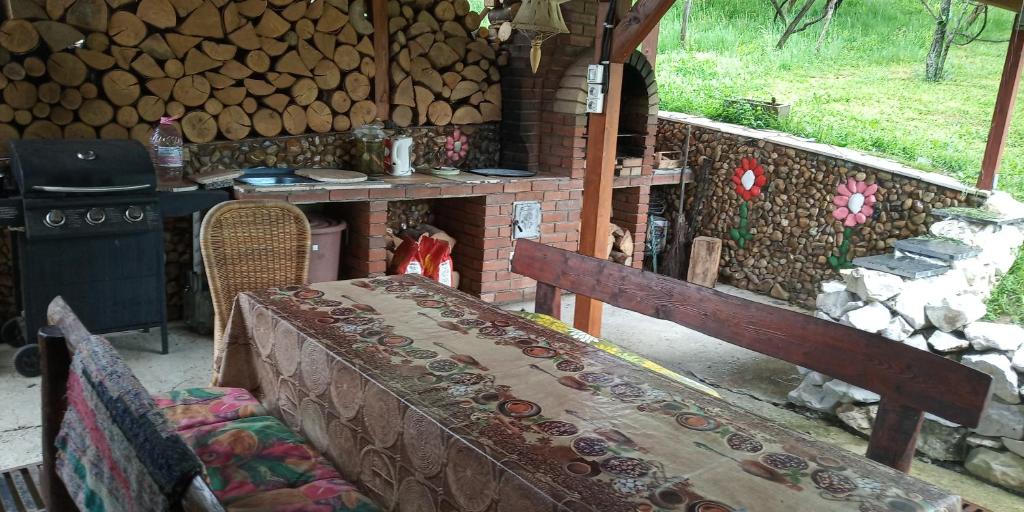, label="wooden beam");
[39,326,75,511]
[371,0,390,121]
[978,14,1024,190]
[865,399,925,473]
[609,0,677,63]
